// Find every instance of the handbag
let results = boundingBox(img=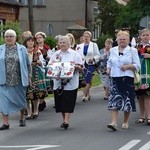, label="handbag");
[130,48,141,84]
[133,70,141,84]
